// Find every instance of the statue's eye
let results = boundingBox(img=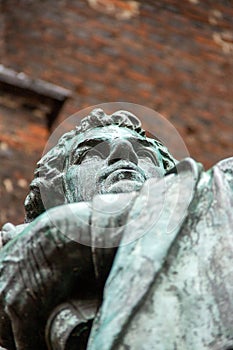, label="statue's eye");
[73,142,110,165]
[137,148,158,165]
[80,149,103,163]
